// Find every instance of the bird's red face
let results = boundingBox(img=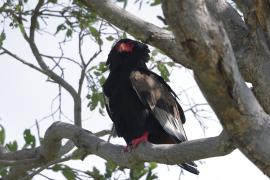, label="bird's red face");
[106,39,150,70]
[116,41,134,53]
